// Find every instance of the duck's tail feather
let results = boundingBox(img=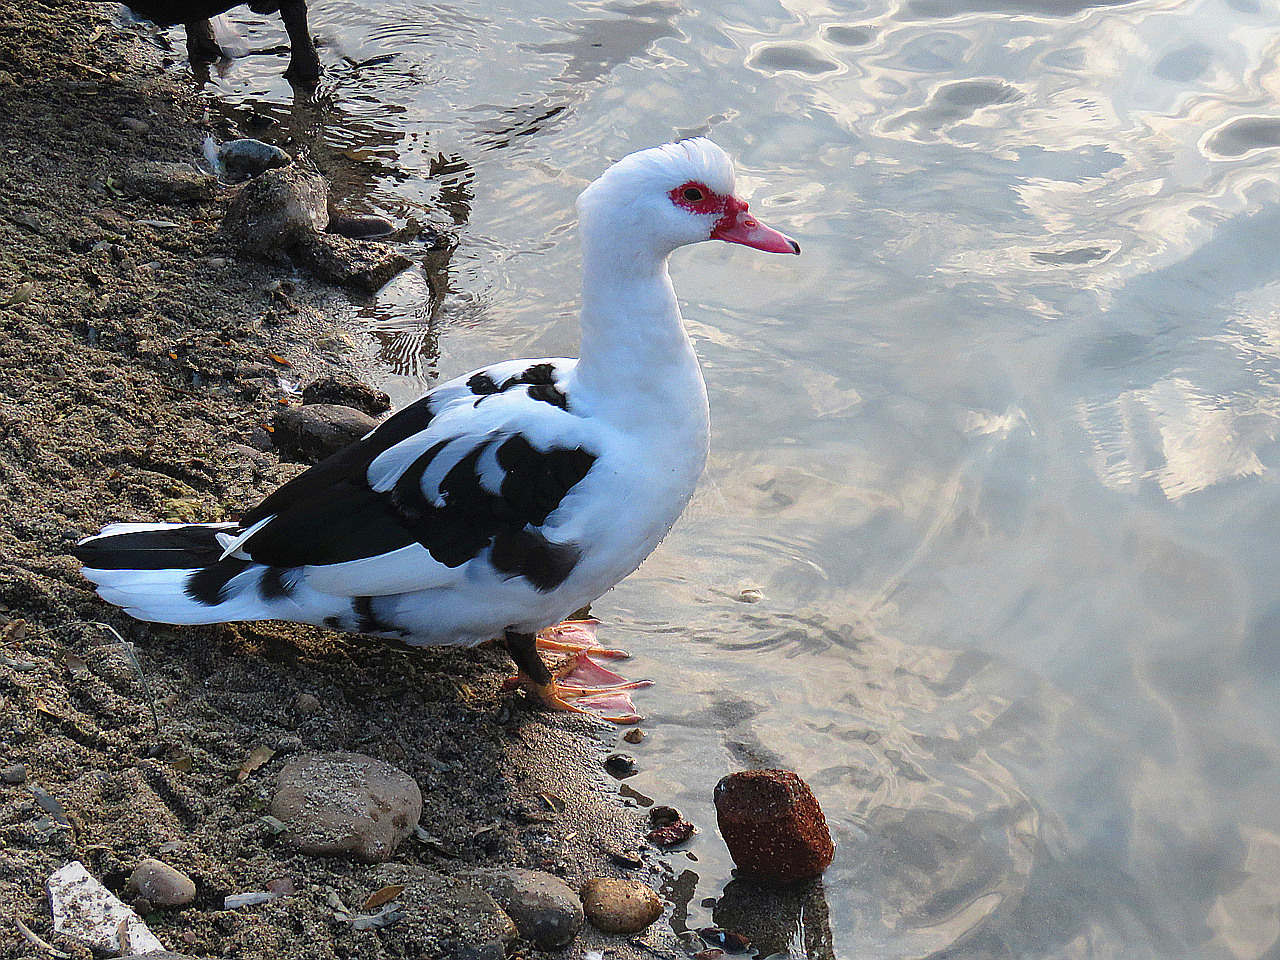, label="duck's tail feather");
[73,522,341,627]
